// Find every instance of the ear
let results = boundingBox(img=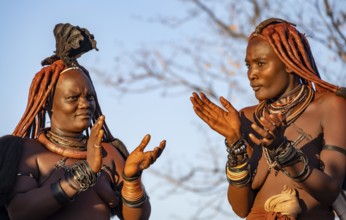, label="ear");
[286,66,293,73]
